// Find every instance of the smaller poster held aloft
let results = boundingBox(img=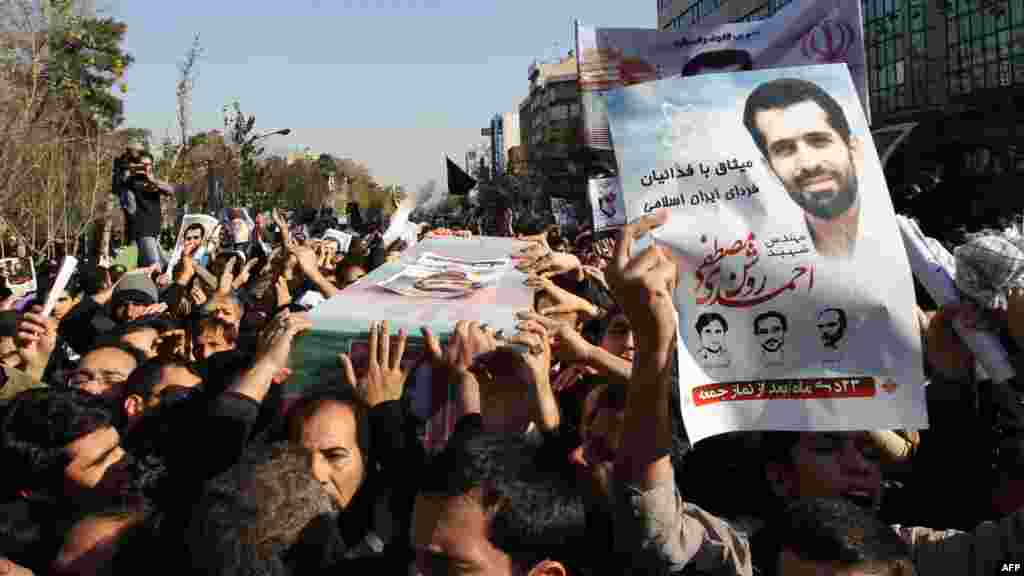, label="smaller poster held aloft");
[166,214,220,272]
[321,229,353,255]
[605,63,925,443]
[41,256,77,317]
[0,257,36,298]
[588,177,625,232]
[550,198,577,229]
